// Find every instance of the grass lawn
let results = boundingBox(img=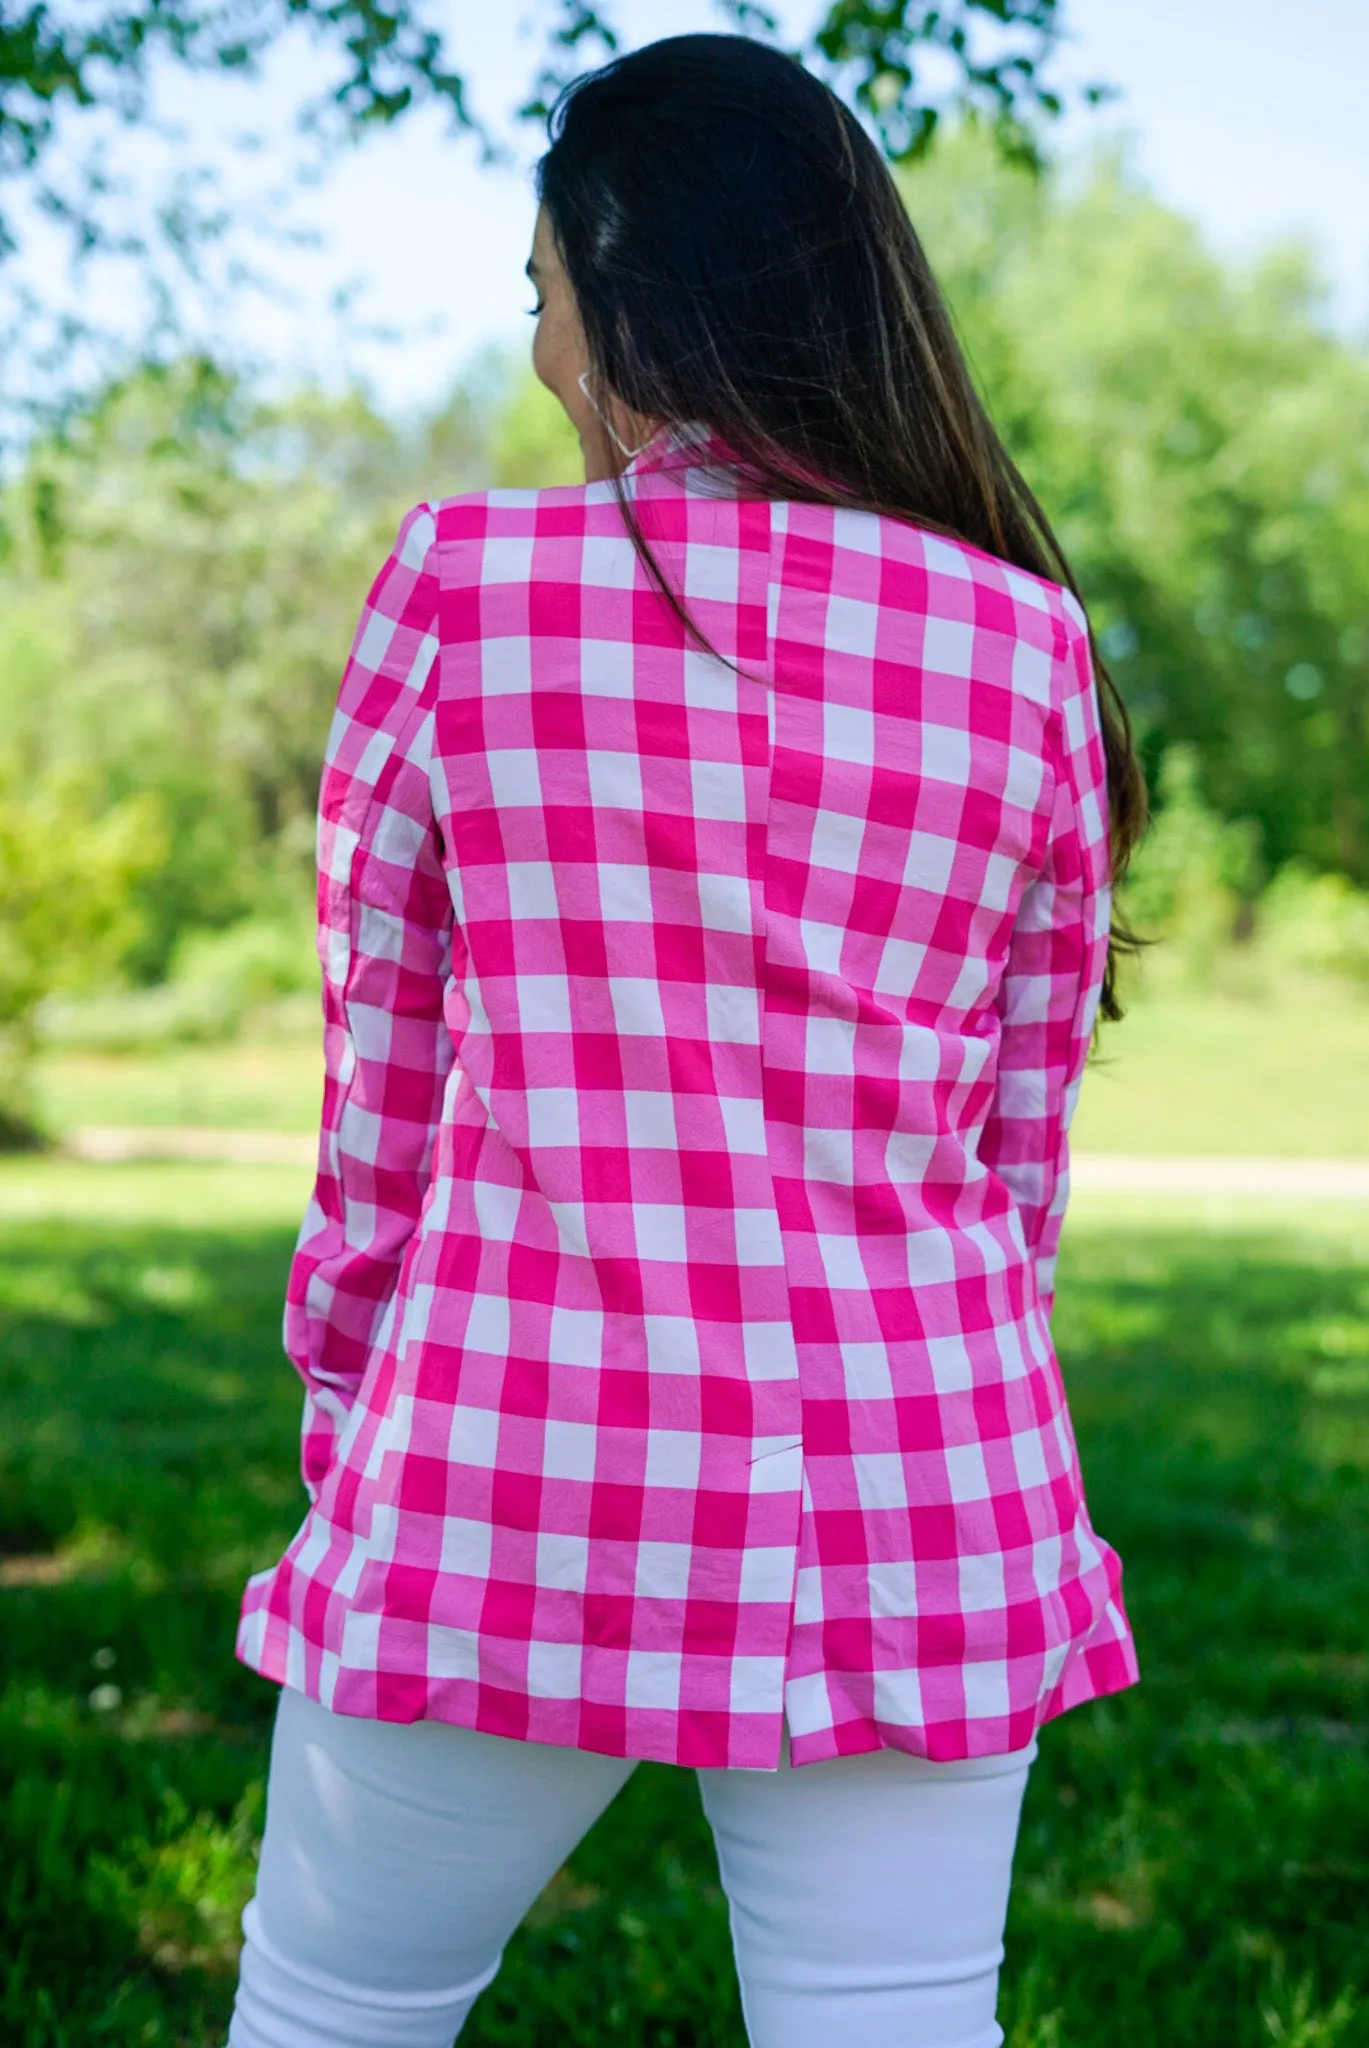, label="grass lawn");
[1070,985,1369,1159]
[33,977,1369,1160]
[34,1039,324,1137]
[2,1159,1367,2045]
